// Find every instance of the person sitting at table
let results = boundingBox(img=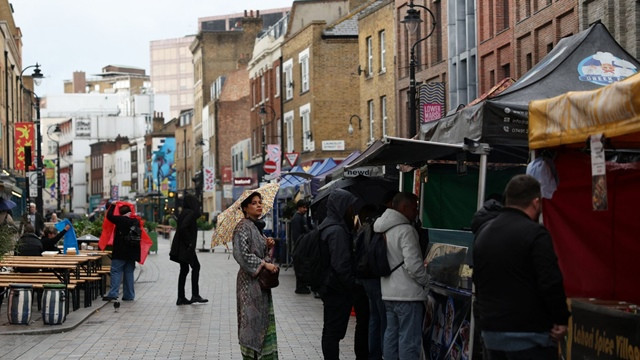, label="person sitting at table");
[16,224,43,256]
[41,224,71,253]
